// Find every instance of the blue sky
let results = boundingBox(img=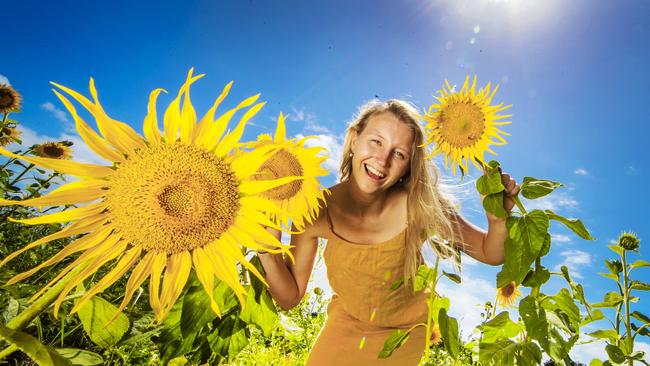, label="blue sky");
[3,0,649,362]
